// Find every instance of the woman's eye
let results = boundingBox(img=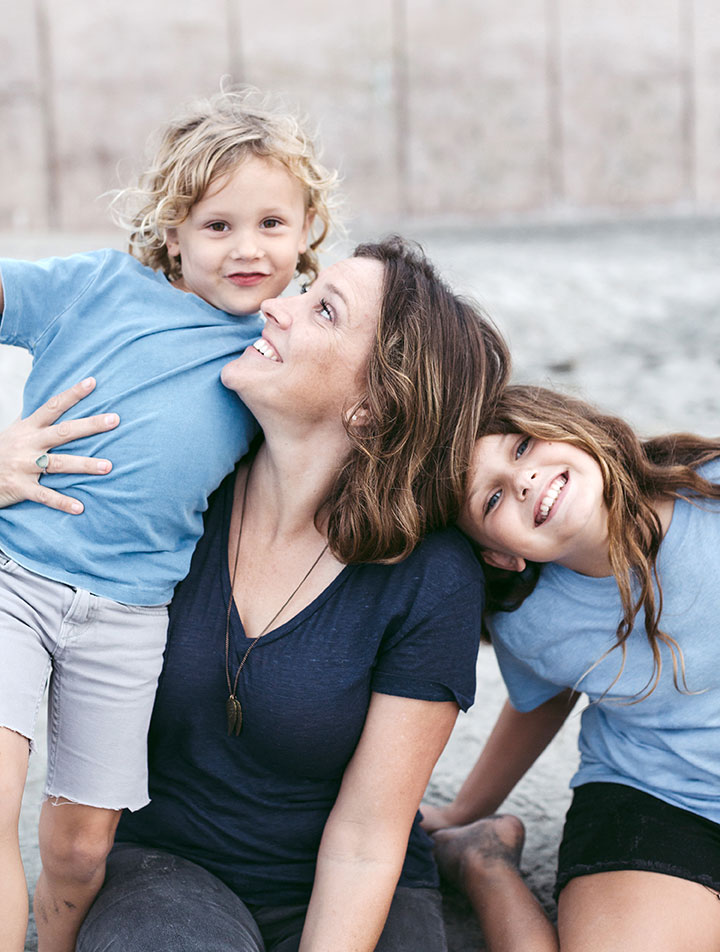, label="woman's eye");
[318,298,334,321]
[485,490,501,515]
[516,437,530,458]
[207,222,228,232]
